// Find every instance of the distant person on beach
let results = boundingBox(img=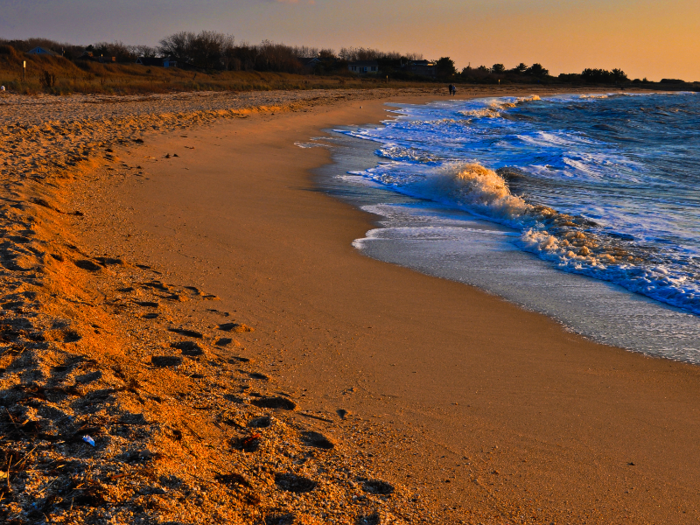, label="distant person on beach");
[452,84,457,96]
[448,84,454,96]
